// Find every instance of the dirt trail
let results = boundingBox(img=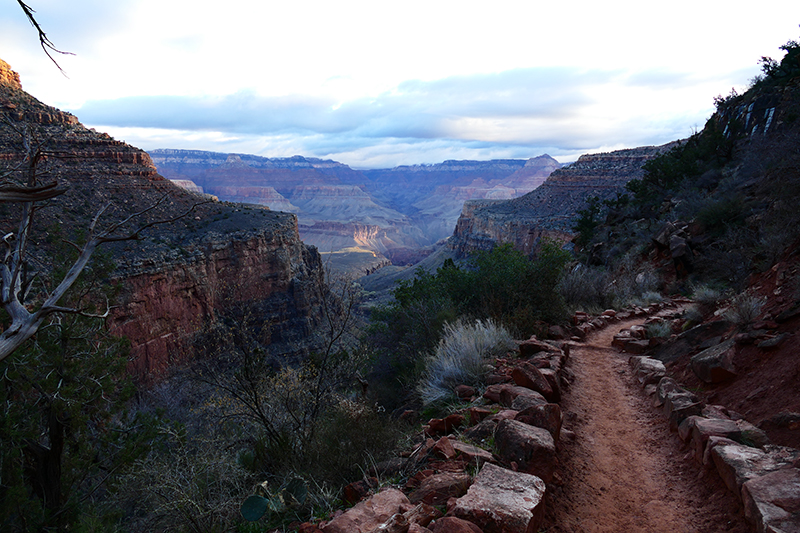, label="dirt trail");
[544,317,750,533]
